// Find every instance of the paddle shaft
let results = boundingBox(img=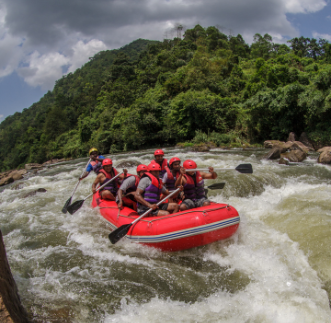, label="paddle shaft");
[70,158,91,196]
[188,168,235,172]
[131,188,181,226]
